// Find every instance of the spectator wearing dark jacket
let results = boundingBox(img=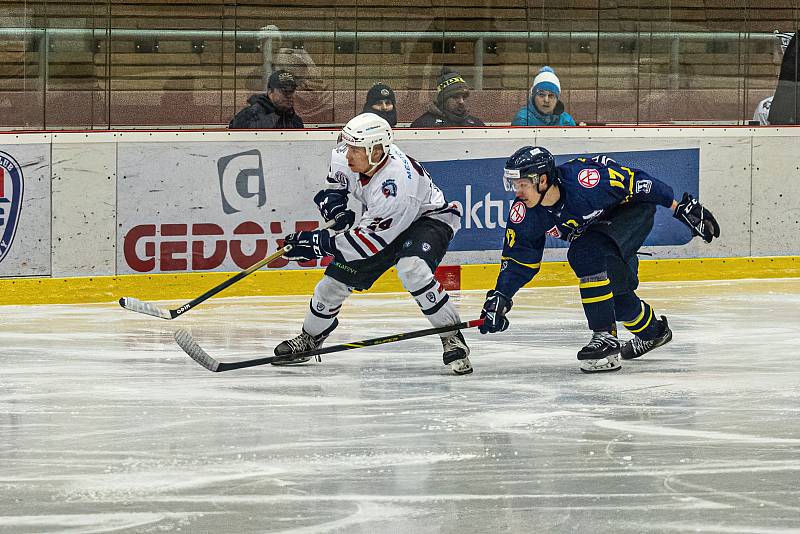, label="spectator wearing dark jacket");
[229,70,304,129]
[768,31,799,125]
[411,70,485,128]
[362,83,397,126]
